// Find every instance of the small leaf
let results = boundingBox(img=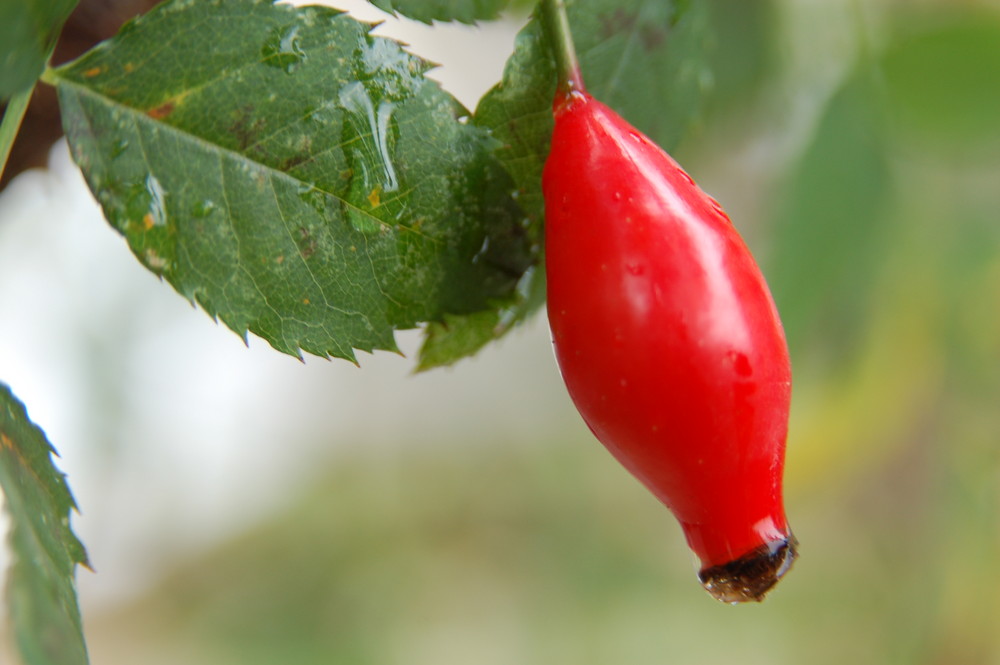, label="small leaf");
[701,0,778,115]
[765,70,892,360]
[881,12,1000,157]
[426,0,711,368]
[367,0,510,24]
[52,0,532,364]
[0,0,78,98]
[573,0,712,150]
[0,383,90,665]
[417,262,545,370]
